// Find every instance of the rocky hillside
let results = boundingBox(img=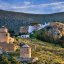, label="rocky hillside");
[0,10,64,33]
[34,22,64,46]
